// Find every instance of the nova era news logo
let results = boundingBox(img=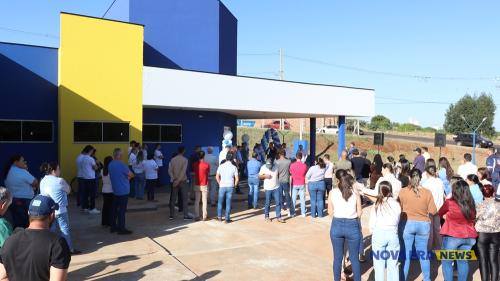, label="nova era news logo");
[371,250,477,261]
